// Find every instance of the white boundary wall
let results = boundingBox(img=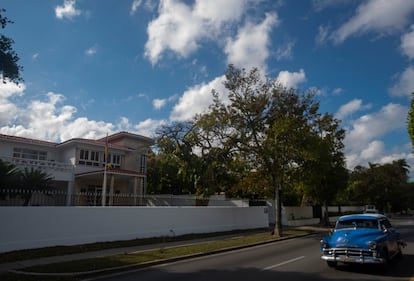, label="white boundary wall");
[0,206,268,253]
